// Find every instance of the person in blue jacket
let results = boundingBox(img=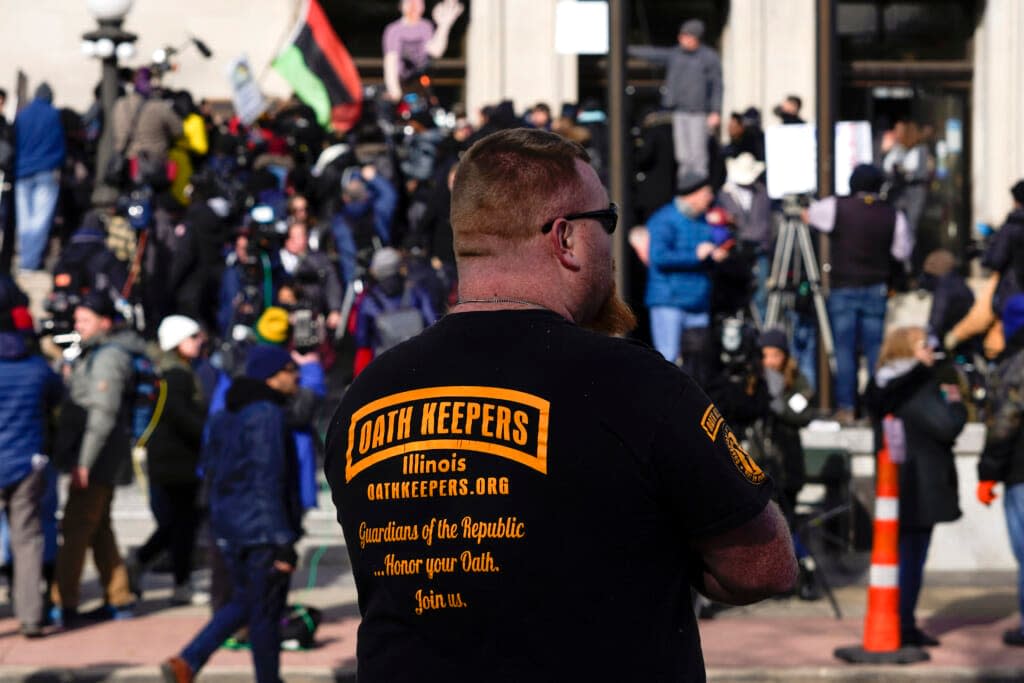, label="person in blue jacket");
[644,172,723,366]
[0,277,63,636]
[330,164,398,287]
[13,83,66,271]
[162,345,303,683]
